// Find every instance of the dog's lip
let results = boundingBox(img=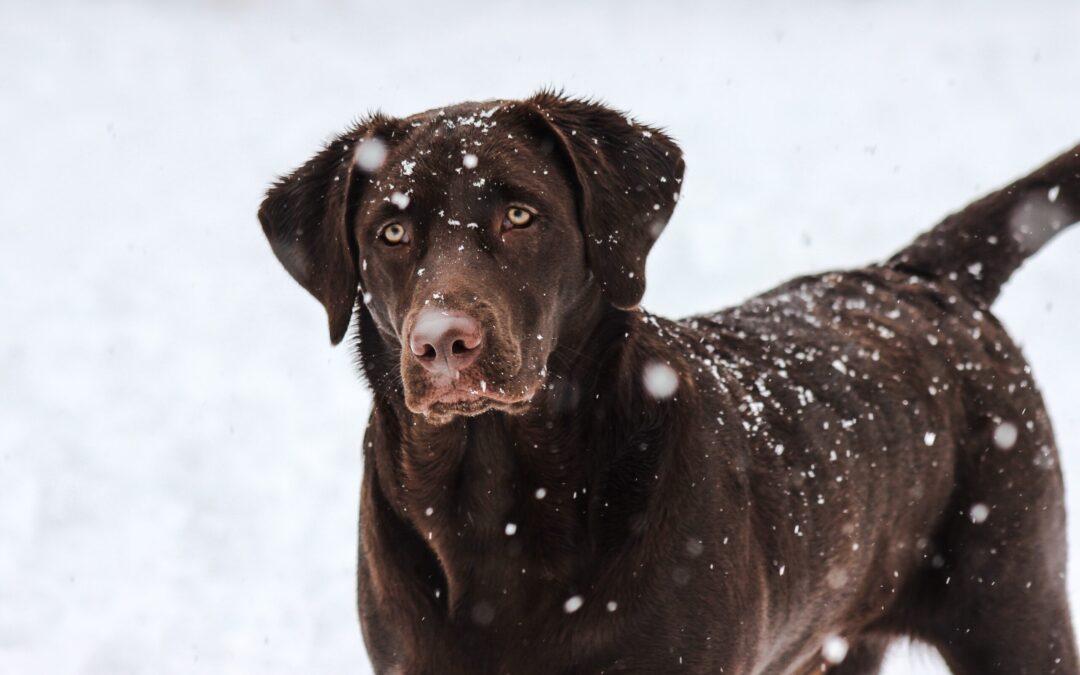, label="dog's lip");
[432,387,487,405]
[428,384,528,408]
[411,378,543,418]
[423,395,535,423]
